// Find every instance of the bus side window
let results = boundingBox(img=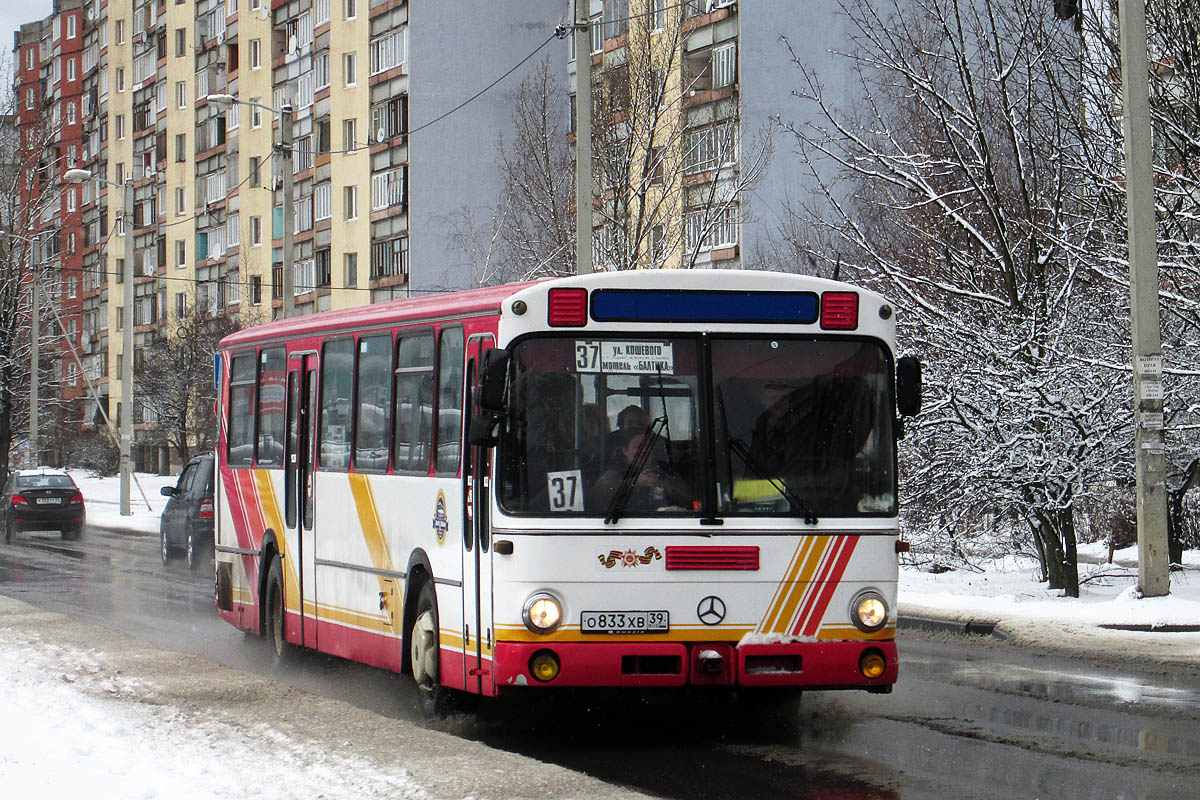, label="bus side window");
[393,331,435,472]
[434,327,465,475]
[227,352,256,467]
[256,347,287,467]
[319,339,354,470]
[354,334,393,471]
